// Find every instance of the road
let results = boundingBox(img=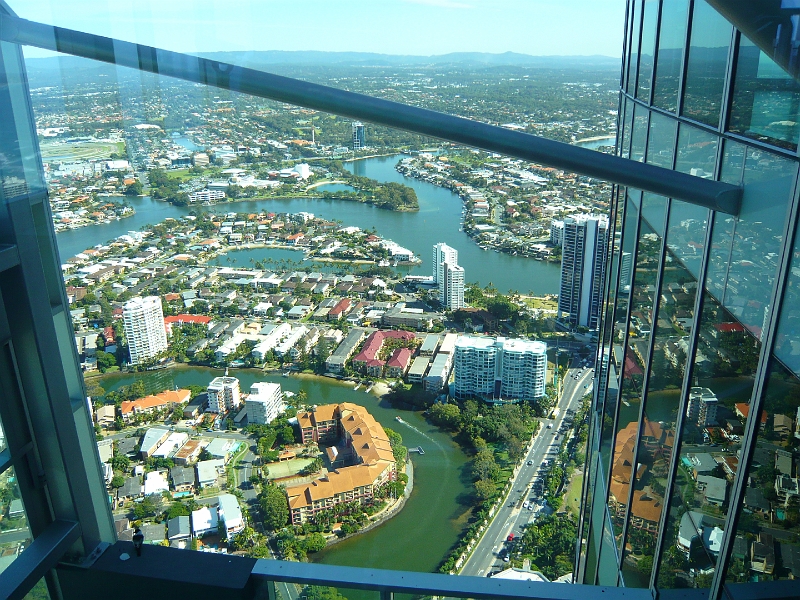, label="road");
[459,366,594,577]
